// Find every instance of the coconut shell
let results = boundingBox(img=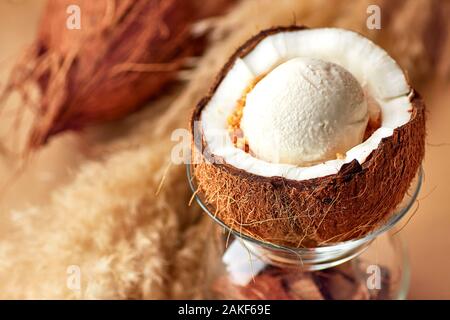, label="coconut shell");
[191,26,426,248]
